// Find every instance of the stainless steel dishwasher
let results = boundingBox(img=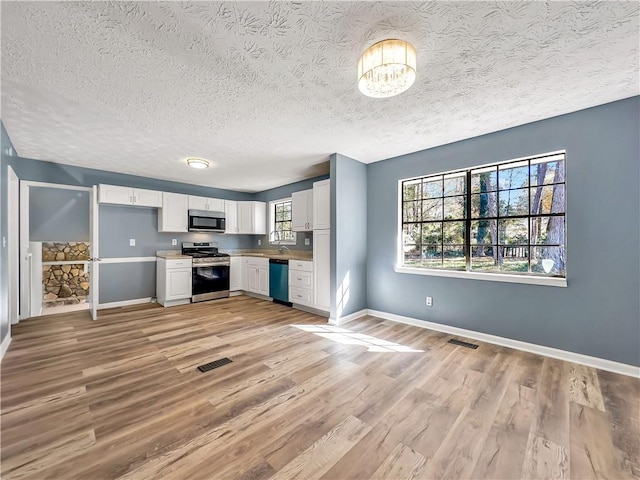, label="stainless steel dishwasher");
[269,258,291,306]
